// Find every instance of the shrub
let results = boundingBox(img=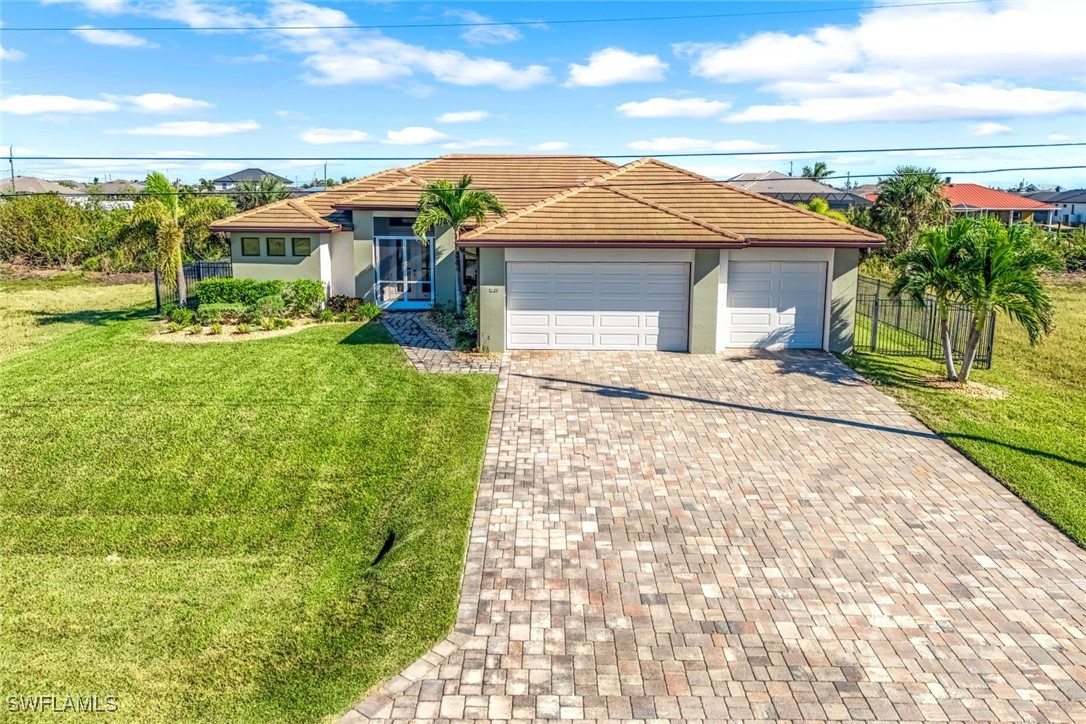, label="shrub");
[160,302,179,321]
[327,295,362,314]
[318,309,334,323]
[208,322,223,335]
[197,303,246,324]
[283,279,325,316]
[194,278,284,307]
[250,294,286,319]
[168,306,196,326]
[188,324,203,335]
[273,317,292,330]
[360,302,381,320]
[235,323,252,335]
[335,311,350,323]
[465,287,479,333]
[166,321,184,333]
